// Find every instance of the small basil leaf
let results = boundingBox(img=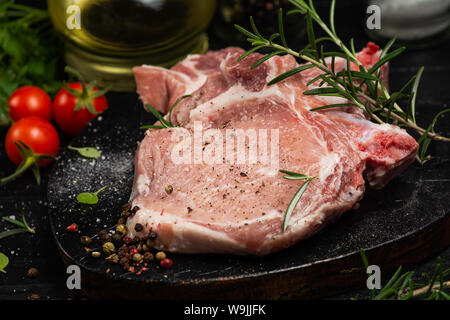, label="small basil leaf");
[77,192,99,205]
[68,146,101,159]
[0,252,9,273]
